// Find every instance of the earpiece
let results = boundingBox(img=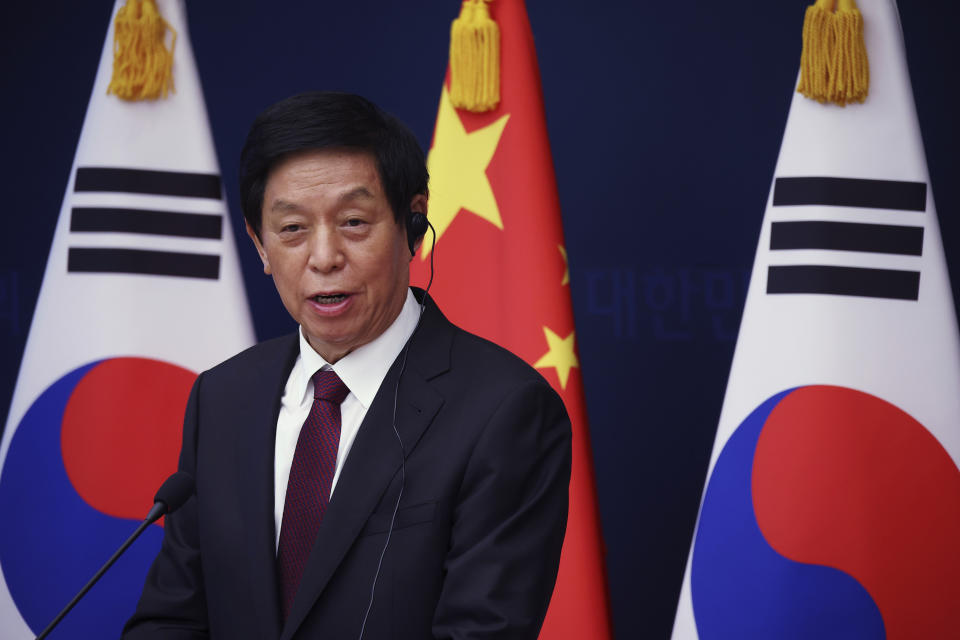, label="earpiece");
[406,210,429,256]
